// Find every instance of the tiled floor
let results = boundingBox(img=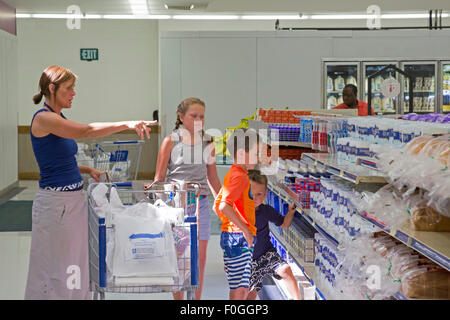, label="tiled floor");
[0,180,229,300]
